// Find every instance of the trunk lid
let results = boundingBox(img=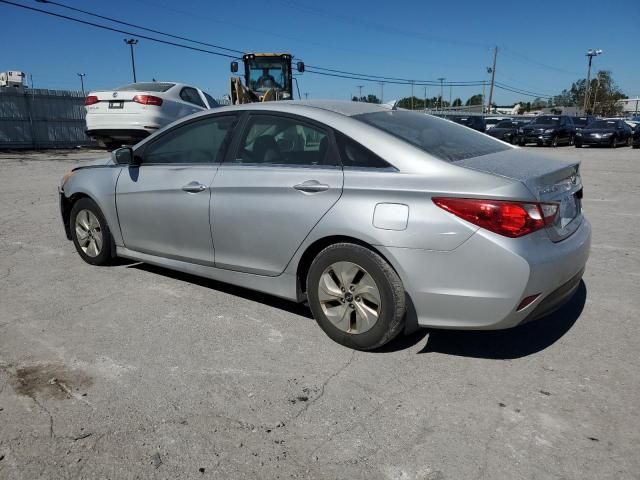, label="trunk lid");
[454,148,583,241]
[85,90,154,114]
